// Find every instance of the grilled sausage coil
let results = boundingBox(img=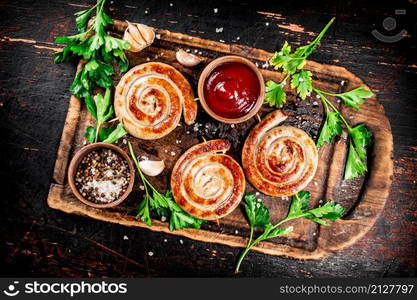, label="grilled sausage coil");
[242,110,318,196]
[171,139,245,220]
[115,62,197,140]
